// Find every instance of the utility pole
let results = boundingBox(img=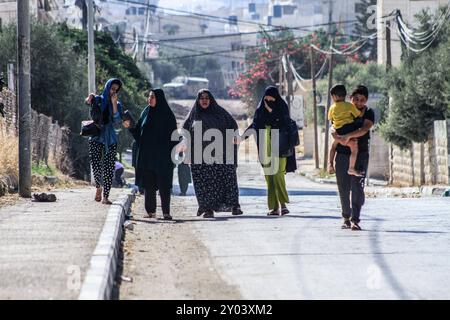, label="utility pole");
[278,51,284,94]
[386,20,392,71]
[286,55,294,113]
[309,47,319,169]
[323,39,334,170]
[17,0,31,198]
[327,0,334,33]
[386,20,393,185]
[87,0,96,94]
[87,0,95,185]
